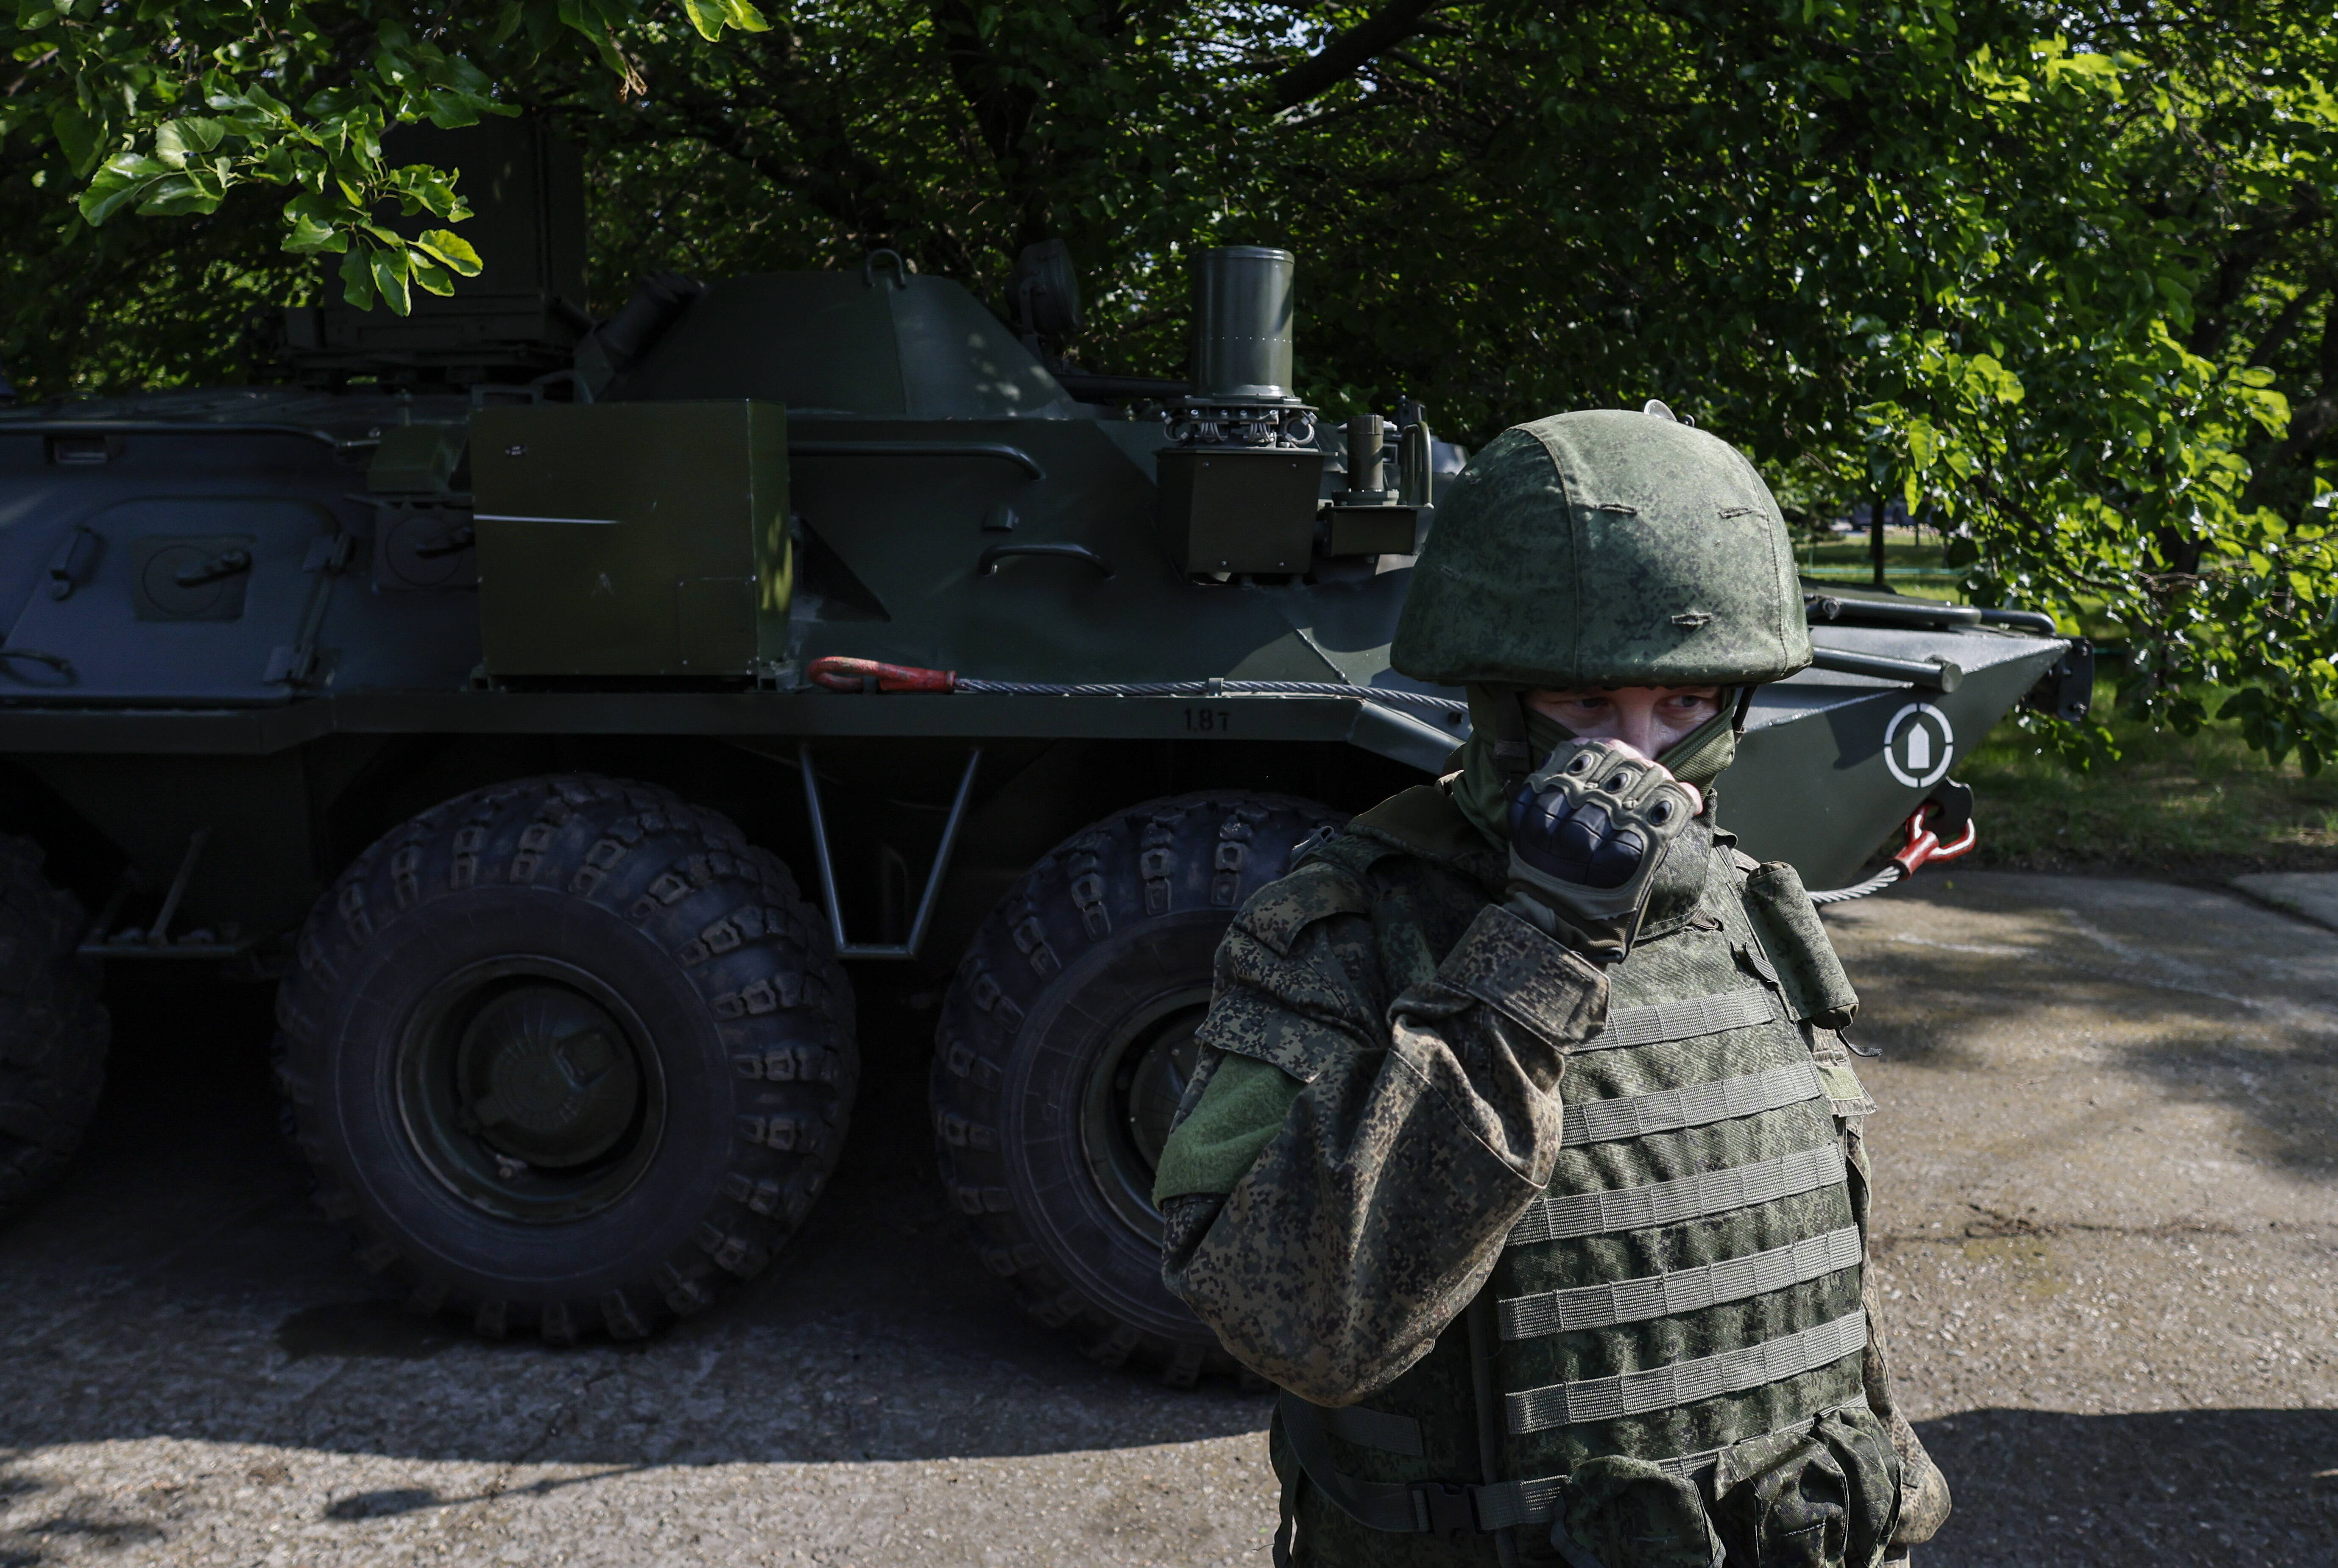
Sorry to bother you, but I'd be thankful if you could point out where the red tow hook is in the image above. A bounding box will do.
[1889,800,1978,878]
[806,656,958,693]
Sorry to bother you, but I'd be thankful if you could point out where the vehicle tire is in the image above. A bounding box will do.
[276,774,854,1343]
[932,790,1345,1383]
[0,836,109,1223]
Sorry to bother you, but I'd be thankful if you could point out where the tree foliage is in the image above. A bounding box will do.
[8,2,2338,766]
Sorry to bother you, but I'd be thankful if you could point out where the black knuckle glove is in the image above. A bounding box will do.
[1505,738,1697,964]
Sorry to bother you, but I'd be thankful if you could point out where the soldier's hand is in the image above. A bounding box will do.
[1505,738,1699,965]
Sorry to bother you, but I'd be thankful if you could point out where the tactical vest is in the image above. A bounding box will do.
[1273,819,1900,1568]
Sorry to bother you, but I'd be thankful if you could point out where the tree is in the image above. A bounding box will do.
[8,2,2338,766]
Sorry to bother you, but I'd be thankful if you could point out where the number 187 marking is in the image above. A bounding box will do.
[1182,707,1233,732]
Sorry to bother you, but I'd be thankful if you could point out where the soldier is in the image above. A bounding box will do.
[1155,407,1950,1567]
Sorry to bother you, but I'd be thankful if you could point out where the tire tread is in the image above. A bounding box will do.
[275,772,853,1344]
[931,790,1342,1379]
[0,835,110,1222]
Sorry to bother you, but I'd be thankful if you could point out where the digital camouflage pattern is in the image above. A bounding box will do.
[1160,795,1610,1405]
[1159,784,1948,1566]
[1390,410,1813,691]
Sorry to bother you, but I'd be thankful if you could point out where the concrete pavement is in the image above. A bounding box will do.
[1823,873,2336,1566]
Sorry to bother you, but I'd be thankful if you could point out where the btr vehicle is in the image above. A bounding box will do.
[0,120,2085,1377]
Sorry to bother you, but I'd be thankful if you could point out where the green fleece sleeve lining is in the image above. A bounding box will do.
[1151,1053,1305,1204]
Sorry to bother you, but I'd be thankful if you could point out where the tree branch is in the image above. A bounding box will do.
[1267,0,1445,111]
[2246,279,2327,369]
[622,30,955,271]
[924,0,1052,248]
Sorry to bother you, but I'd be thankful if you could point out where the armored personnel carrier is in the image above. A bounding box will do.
[0,121,2084,1373]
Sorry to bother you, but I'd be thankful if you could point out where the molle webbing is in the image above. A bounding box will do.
[1573,987,1778,1054]
[1561,1060,1822,1147]
[1279,1391,1724,1536]
[1278,1394,1874,1535]
[1508,1141,1847,1248]
[1474,1449,1721,1532]
[1505,1309,1869,1434]
[1497,1225,1863,1340]
[1470,1397,1872,1532]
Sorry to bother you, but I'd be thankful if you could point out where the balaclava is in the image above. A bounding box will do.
[1451,685,1745,847]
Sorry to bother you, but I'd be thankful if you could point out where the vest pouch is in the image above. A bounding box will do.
[1712,1406,1902,1568]
[1741,861,1859,1029]
[1548,1456,1725,1568]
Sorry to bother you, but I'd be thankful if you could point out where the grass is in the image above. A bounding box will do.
[1961,700,2338,876]
[1798,531,1963,584]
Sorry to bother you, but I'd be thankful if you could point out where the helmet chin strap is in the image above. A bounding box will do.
[1492,687,1536,793]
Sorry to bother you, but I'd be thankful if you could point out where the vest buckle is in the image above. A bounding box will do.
[1412,1481,1479,1542]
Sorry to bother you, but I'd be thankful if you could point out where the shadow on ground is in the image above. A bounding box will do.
[1915,1406,2338,1568]
[1830,875,2338,1182]
[0,966,1267,1468]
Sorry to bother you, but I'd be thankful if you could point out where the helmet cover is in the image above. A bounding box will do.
[1392,408,1812,689]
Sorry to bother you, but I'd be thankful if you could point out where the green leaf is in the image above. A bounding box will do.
[339,248,374,309]
[76,153,168,226]
[134,171,224,216]
[680,0,767,38]
[372,245,412,316]
[285,189,352,224]
[152,115,224,169]
[423,87,483,130]
[589,29,631,81]
[414,228,482,276]
[282,211,347,253]
[51,103,101,178]
[410,256,455,297]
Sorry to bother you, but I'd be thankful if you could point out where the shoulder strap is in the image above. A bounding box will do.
[1345,785,1506,887]
[1236,857,1375,959]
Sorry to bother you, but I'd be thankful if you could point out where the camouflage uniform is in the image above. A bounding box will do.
[1155,410,1949,1568]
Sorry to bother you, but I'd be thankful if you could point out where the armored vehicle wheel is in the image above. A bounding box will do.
[0,837,109,1223]
[276,775,854,1343]
[933,791,1344,1382]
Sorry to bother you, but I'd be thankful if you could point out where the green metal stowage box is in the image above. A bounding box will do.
[1155,446,1322,574]
[471,401,791,677]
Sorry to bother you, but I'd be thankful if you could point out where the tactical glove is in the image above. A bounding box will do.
[1506,738,1699,965]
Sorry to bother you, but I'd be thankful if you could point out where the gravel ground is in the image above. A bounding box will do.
[1,871,2332,1567]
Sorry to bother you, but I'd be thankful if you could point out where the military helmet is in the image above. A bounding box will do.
[1391,407,1812,689]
